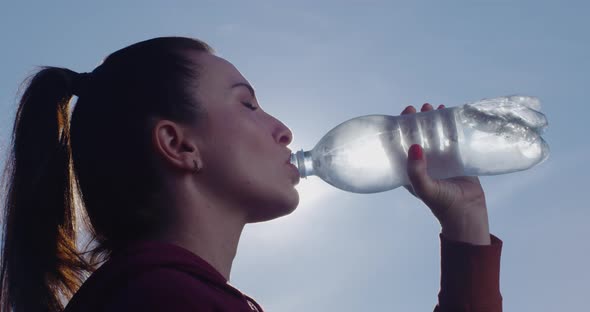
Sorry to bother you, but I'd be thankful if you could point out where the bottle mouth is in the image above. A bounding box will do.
[290,152,298,167]
[291,150,313,178]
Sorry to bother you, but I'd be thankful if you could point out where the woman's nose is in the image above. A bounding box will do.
[273,118,293,146]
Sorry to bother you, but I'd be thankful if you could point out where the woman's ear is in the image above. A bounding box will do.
[152,120,202,173]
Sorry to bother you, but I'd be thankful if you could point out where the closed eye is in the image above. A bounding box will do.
[242,102,258,111]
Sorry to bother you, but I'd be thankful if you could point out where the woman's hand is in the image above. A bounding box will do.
[403,103,491,245]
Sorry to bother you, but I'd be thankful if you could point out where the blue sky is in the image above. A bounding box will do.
[1,1,588,311]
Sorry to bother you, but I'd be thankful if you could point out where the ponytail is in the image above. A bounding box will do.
[1,67,91,312]
[2,36,214,311]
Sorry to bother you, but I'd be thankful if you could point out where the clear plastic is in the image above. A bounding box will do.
[291,95,549,193]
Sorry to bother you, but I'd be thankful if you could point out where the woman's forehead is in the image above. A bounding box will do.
[198,53,248,86]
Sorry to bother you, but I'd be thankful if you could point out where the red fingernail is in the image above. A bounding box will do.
[409,144,423,160]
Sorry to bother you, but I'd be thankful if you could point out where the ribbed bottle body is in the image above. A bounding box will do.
[309,108,464,193]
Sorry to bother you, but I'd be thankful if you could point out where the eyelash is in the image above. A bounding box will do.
[242,102,258,111]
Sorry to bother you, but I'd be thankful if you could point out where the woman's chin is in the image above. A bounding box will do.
[247,191,299,223]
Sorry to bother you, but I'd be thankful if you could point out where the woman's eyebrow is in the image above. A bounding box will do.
[231,82,256,98]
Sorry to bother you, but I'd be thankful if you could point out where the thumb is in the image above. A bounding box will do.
[406,144,438,200]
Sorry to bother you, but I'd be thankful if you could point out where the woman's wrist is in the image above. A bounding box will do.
[440,207,491,245]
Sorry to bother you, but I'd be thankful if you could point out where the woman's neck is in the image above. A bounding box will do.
[160,194,247,281]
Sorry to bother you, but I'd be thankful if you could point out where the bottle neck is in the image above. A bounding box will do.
[291,150,314,178]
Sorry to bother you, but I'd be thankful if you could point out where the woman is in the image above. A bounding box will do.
[0,37,502,312]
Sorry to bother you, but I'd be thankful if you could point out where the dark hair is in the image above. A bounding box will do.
[0,37,213,312]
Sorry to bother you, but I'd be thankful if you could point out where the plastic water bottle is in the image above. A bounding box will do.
[290,95,550,193]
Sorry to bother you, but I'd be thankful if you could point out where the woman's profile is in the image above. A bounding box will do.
[0,37,502,312]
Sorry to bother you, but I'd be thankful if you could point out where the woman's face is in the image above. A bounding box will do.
[189,53,300,222]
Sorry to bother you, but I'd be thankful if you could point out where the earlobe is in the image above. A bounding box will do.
[193,159,202,174]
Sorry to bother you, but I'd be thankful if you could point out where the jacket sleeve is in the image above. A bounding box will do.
[433,234,503,312]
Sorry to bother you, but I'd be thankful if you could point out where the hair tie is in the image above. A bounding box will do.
[72,72,92,97]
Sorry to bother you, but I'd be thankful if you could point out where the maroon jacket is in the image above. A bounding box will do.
[64,241,264,312]
[64,235,502,312]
